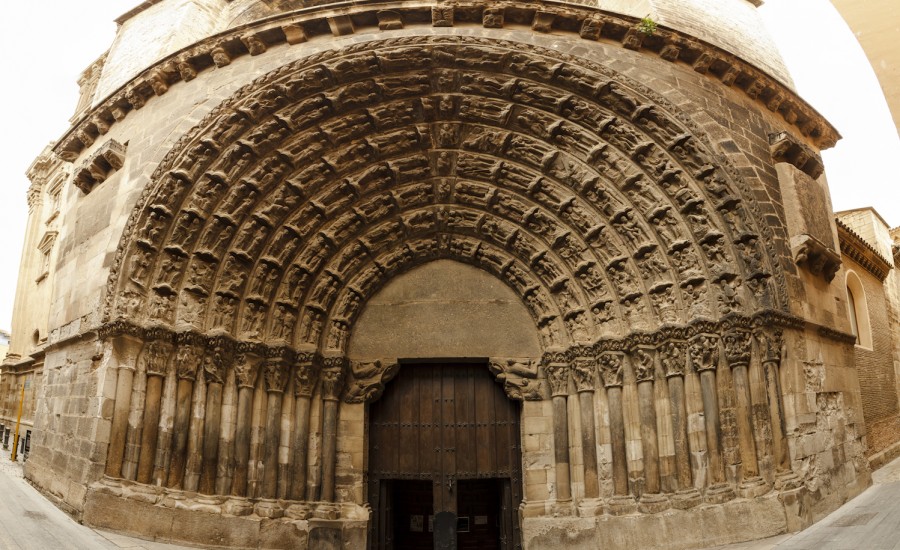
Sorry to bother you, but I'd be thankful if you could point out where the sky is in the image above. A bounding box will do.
[0,0,898,333]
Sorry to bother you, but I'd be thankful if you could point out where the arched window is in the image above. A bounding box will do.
[845,270,872,349]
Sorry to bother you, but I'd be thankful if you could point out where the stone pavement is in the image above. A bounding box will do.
[0,446,898,549]
[0,450,189,550]
[708,455,900,550]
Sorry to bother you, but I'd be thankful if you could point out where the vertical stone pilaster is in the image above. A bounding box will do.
[724,329,767,497]
[291,353,321,501]
[319,356,347,504]
[137,337,172,484]
[632,346,667,512]
[229,347,262,501]
[105,334,144,479]
[261,348,292,501]
[167,336,203,489]
[599,351,634,514]
[690,334,734,503]
[199,338,231,495]
[755,328,798,488]
[659,340,701,508]
[572,355,600,514]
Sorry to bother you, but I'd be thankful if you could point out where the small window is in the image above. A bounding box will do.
[845,270,872,349]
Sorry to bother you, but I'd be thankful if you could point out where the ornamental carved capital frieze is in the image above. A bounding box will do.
[264,346,295,393]
[488,358,544,401]
[343,359,400,404]
[143,338,174,377]
[542,349,571,397]
[754,328,784,367]
[174,333,205,380]
[234,342,266,388]
[203,336,233,385]
[658,340,687,378]
[689,334,720,373]
[631,346,656,383]
[571,357,598,392]
[723,329,752,369]
[321,356,348,401]
[294,352,322,399]
[598,351,625,388]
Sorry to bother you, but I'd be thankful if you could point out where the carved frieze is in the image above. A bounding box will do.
[722,329,752,369]
[689,334,720,373]
[598,352,625,388]
[658,340,687,378]
[321,357,348,401]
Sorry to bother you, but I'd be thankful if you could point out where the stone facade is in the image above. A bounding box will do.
[3,1,883,548]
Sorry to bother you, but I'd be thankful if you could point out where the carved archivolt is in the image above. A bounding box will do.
[106,37,788,358]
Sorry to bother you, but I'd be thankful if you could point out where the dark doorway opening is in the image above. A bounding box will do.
[368,363,522,549]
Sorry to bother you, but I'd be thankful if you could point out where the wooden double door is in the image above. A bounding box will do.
[368,363,522,550]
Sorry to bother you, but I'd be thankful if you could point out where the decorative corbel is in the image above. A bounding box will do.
[488,358,545,401]
[791,234,841,283]
[343,359,400,403]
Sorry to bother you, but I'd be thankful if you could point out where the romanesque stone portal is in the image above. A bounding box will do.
[13,2,871,549]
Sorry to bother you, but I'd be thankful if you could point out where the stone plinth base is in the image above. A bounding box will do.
[522,494,787,550]
[83,487,367,550]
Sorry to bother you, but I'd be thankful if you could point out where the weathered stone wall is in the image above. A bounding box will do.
[13,3,867,549]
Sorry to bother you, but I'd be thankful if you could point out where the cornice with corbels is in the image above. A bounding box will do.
[53,1,838,163]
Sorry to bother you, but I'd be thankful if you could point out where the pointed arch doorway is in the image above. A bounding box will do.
[367,362,522,550]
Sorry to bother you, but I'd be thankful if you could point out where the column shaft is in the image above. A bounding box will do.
[106,366,134,478]
[291,396,313,500]
[262,392,283,498]
[320,398,339,502]
[667,376,692,490]
[699,370,725,484]
[551,395,571,502]
[637,381,660,494]
[607,387,628,496]
[166,378,194,489]
[199,382,223,494]
[137,374,163,484]
[578,391,599,499]
[231,386,254,496]
[732,364,759,478]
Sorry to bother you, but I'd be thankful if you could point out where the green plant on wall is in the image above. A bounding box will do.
[637,15,657,36]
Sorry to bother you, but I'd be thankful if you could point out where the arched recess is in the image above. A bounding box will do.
[93,35,798,525]
[845,269,871,349]
[348,259,543,359]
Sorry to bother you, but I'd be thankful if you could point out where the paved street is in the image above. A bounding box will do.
[0,448,898,549]
[708,455,900,550]
[0,451,188,550]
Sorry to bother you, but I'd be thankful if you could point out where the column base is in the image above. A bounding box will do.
[550,498,574,517]
[222,497,255,516]
[313,502,342,520]
[520,499,548,518]
[704,482,735,504]
[255,498,284,518]
[576,498,605,517]
[670,488,702,510]
[775,470,803,491]
[607,495,638,515]
[638,493,669,513]
[285,502,313,519]
[738,476,770,498]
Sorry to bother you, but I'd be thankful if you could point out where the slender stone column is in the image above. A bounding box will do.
[152,354,178,486]
[199,338,231,494]
[724,329,767,497]
[599,351,634,513]
[167,336,204,489]
[230,349,263,498]
[755,329,796,486]
[261,349,292,499]
[122,342,150,481]
[319,357,347,503]
[544,354,572,513]
[633,347,668,512]
[290,353,321,501]
[689,334,733,503]
[659,340,700,508]
[278,376,295,500]
[216,365,238,495]
[184,359,207,492]
[105,335,144,478]
[572,358,599,504]
[137,338,173,484]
